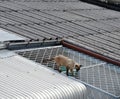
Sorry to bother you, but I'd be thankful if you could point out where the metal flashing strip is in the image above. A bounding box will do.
[7,40,61,50]
[81,62,106,69]
[16,45,62,52]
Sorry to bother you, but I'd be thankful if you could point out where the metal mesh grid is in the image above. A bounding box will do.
[16,46,120,98]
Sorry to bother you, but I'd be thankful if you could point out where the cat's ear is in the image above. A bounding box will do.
[80,65,83,67]
[75,64,83,71]
[75,64,80,71]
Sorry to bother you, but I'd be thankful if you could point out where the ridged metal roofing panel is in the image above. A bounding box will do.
[0,50,86,99]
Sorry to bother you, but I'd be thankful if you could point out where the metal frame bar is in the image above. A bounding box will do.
[7,40,61,50]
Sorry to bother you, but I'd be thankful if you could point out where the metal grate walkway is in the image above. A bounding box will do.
[16,46,120,99]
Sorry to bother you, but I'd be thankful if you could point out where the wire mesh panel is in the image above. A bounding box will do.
[16,46,120,99]
[80,63,120,98]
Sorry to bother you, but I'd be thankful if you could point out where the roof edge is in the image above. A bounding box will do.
[7,40,61,50]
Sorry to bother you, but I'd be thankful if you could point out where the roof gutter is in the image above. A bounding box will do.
[61,40,120,66]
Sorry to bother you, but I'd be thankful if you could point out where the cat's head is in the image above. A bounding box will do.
[75,63,83,72]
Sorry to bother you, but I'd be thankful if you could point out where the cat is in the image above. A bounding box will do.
[43,55,82,76]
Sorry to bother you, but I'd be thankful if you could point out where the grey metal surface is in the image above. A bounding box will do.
[0,50,87,99]
[0,28,27,42]
[0,1,120,61]
[0,50,15,58]
[16,46,120,99]
[0,0,120,99]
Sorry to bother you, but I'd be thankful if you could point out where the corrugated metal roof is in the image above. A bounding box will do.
[0,1,120,98]
[0,1,120,61]
[0,50,86,99]
[0,28,27,42]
